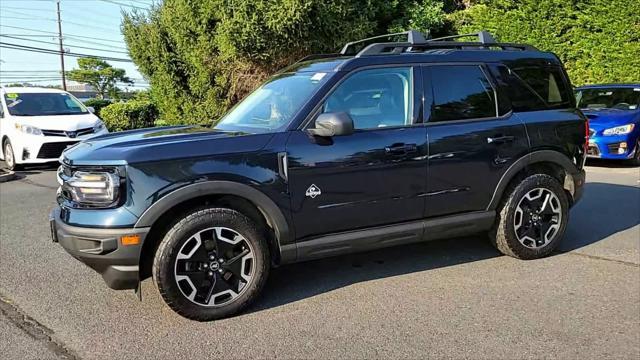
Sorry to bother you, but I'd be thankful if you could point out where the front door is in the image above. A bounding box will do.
[286,66,427,240]
[423,64,529,217]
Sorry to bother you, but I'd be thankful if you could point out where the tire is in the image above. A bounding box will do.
[153,207,270,321]
[2,140,21,171]
[628,140,640,166]
[490,174,569,260]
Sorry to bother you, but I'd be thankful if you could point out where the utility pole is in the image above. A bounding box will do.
[56,0,67,90]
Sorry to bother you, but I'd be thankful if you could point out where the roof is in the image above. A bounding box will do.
[290,49,560,74]
[575,83,640,89]
[1,87,68,94]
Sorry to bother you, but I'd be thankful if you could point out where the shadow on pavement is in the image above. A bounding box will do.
[253,182,639,312]
[562,182,640,251]
[586,158,639,168]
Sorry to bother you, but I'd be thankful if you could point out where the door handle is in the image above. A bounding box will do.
[385,143,417,155]
[487,135,515,144]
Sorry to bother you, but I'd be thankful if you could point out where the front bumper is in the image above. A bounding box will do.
[12,129,108,164]
[50,207,149,290]
[587,133,639,160]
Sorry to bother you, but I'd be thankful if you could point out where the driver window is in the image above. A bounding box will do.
[322,67,413,130]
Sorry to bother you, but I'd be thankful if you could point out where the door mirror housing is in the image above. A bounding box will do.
[87,106,95,114]
[308,112,354,137]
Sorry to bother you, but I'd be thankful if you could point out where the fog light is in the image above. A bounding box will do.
[22,148,30,160]
[618,142,627,154]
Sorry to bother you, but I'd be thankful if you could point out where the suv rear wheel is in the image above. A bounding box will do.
[153,207,269,321]
[490,174,569,259]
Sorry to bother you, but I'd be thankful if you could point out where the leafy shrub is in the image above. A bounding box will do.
[83,98,112,117]
[450,0,640,85]
[100,101,158,132]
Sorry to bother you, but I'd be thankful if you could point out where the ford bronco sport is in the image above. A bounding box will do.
[50,31,587,321]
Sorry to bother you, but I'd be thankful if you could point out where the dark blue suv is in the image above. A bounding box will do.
[50,31,587,320]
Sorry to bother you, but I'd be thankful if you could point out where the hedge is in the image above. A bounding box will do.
[100,100,158,132]
[83,98,112,117]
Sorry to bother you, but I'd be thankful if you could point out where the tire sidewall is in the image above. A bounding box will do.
[502,174,569,259]
[4,140,16,171]
[153,208,269,320]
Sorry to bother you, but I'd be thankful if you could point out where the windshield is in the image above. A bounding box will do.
[215,72,331,133]
[575,87,640,110]
[3,92,89,116]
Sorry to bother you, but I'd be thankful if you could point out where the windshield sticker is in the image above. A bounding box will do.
[6,99,21,108]
[5,93,19,99]
[634,88,640,92]
[311,72,327,82]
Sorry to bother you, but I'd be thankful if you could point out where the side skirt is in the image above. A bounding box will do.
[292,211,495,263]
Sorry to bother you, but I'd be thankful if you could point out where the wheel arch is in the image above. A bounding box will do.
[487,150,581,210]
[136,181,294,280]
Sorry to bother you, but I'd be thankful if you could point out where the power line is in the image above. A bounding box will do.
[1,35,130,54]
[0,25,125,44]
[99,0,149,10]
[1,42,134,62]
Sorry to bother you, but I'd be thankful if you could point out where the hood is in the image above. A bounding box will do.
[62,125,274,165]
[581,108,640,130]
[15,113,101,131]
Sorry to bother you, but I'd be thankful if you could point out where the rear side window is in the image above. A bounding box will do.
[499,65,571,111]
[428,65,497,122]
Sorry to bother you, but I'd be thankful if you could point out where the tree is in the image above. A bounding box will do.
[122,0,448,125]
[66,57,133,99]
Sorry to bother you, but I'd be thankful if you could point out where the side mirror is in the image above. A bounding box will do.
[307,112,354,137]
[87,106,95,114]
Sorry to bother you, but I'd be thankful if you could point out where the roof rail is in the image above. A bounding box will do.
[339,30,429,56]
[345,30,537,57]
[429,31,497,44]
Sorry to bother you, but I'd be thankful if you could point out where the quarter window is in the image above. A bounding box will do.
[429,65,497,122]
[322,67,413,130]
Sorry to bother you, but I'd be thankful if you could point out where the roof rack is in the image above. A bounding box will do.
[341,30,537,57]
[339,30,429,56]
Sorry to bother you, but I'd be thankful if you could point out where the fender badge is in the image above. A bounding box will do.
[305,184,322,198]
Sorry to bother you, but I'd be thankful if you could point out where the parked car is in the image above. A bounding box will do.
[575,84,640,165]
[50,31,587,321]
[0,87,108,170]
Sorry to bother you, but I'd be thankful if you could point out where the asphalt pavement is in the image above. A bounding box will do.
[0,160,638,359]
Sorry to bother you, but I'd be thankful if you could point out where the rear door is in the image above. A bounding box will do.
[423,64,529,217]
[286,66,428,240]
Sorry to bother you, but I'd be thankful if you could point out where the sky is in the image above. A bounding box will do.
[0,0,154,90]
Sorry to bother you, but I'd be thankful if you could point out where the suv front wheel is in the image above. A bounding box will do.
[490,174,569,259]
[153,207,270,321]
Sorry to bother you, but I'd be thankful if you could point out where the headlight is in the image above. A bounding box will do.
[93,120,105,132]
[15,124,42,135]
[603,124,635,136]
[60,169,120,207]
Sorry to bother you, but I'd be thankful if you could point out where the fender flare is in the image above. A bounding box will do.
[135,181,295,263]
[486,150,579,210]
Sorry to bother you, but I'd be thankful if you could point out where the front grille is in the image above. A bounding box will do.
[42,127,94,138]
[37,141,79,159]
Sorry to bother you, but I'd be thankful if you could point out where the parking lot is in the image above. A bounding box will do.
[0,161,638,359]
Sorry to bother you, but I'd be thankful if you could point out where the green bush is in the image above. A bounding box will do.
[83,98,112,117]
[450,0,640,85]
[100,101,158,132]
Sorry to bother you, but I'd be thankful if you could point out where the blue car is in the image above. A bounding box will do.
[575,84,640,165]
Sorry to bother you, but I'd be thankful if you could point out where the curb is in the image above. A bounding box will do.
[0,170,17,183]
